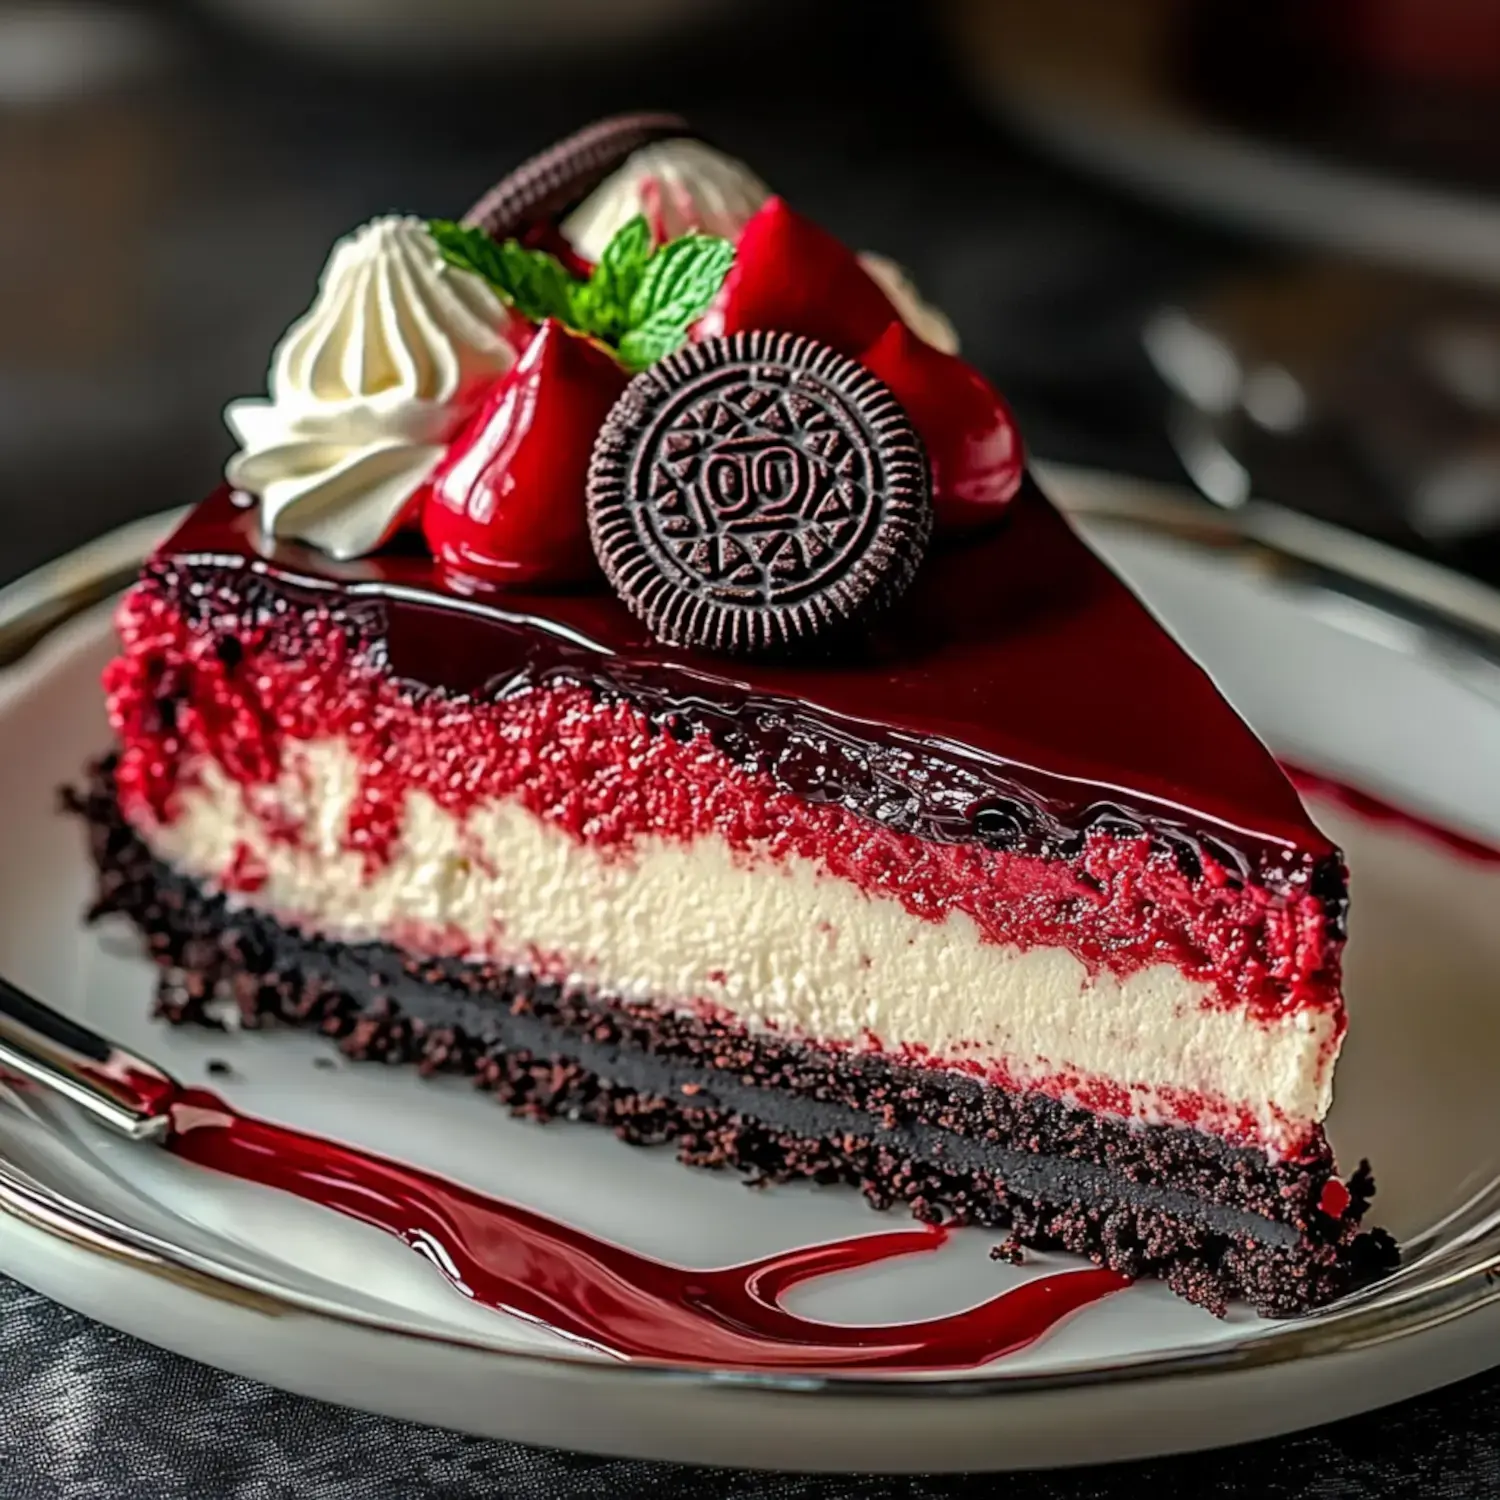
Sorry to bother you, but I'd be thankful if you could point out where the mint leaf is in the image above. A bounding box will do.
[584,215,653,340]
[427,219,510,288]
[618,311,695,372]
[427,219,580,326]
[493,241,583,324]
[426,217,735,373]
[627,234,735,334]
[614,233,733,369]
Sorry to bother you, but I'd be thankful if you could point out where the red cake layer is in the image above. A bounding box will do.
[107,579,1340,1025]
[159,483,1336,876]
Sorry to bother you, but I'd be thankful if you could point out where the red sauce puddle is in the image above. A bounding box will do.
[162,1088,1128,1371]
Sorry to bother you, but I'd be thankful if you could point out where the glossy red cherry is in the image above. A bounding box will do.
[697,196,898,356]
[859,320,1024,535]
[421,319,626,587]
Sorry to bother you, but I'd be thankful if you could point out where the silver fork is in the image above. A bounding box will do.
[0,973,176,1142]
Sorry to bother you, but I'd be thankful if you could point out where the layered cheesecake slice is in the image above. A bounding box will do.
[75,117,1390,1315]
[80,474,1384,1316]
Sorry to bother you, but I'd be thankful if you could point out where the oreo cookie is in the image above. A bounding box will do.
[462,112,694,241]
[587,330,933,656]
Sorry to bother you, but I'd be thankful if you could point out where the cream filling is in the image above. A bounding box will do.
[139,741,1337,1157]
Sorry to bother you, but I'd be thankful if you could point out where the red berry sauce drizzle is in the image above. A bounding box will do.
[156,1086,1127,1372]
[1286,765,1500,869]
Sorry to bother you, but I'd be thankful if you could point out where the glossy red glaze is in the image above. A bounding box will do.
[162,1086,1128,1370]
[106,582,1339,1028]
[860,320,1024,534]
[153,480,1331,870]
[421,320,626,588]
[697,197,898,356]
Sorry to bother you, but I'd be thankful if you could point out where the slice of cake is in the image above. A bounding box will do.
[75,117,1391,1316]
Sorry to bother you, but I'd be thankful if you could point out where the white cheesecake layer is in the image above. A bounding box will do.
[138,739,1339,1158]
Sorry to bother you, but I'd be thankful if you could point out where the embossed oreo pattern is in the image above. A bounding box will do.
[588,331,932,654]
[461,112,693,241]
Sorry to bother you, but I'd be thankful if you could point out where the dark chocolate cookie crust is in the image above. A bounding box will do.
[69,760,1394,1318]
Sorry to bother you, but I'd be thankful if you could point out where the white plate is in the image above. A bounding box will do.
[943,0,1500,289]
[0,468,1499,1473]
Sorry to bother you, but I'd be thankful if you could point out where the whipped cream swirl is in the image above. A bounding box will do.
[225,216,518,560]
[563,137,771,260]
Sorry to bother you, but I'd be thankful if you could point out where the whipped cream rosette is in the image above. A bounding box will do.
[562,136,771,259]
[225,216,518,560]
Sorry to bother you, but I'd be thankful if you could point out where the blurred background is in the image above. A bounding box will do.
[6,0,1500,587]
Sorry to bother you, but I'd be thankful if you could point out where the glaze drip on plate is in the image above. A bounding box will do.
[165,1085,1129,1371]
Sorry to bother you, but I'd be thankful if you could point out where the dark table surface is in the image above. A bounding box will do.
[2,2,1499,1495]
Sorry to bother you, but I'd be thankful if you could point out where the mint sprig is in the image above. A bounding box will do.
[586,214,653,341]
[628,233,735,326]
[427,215,733,373]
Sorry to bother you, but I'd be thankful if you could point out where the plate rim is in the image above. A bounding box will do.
[4,465,1500,1404]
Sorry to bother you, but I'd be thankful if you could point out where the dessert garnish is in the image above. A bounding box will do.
[223,216,519,560]
[461,111,692,242]
[220,120,964,592]
[220,118,1014,640]
[420,319,627,587]
[860,319,1024,533]
[695,196,903,356]
[562,134,770,261]
[427,214,734,374]
[586,329,932,654]
[558,136,957,354]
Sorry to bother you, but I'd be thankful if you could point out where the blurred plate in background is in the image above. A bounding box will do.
[942,0,1500,287]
